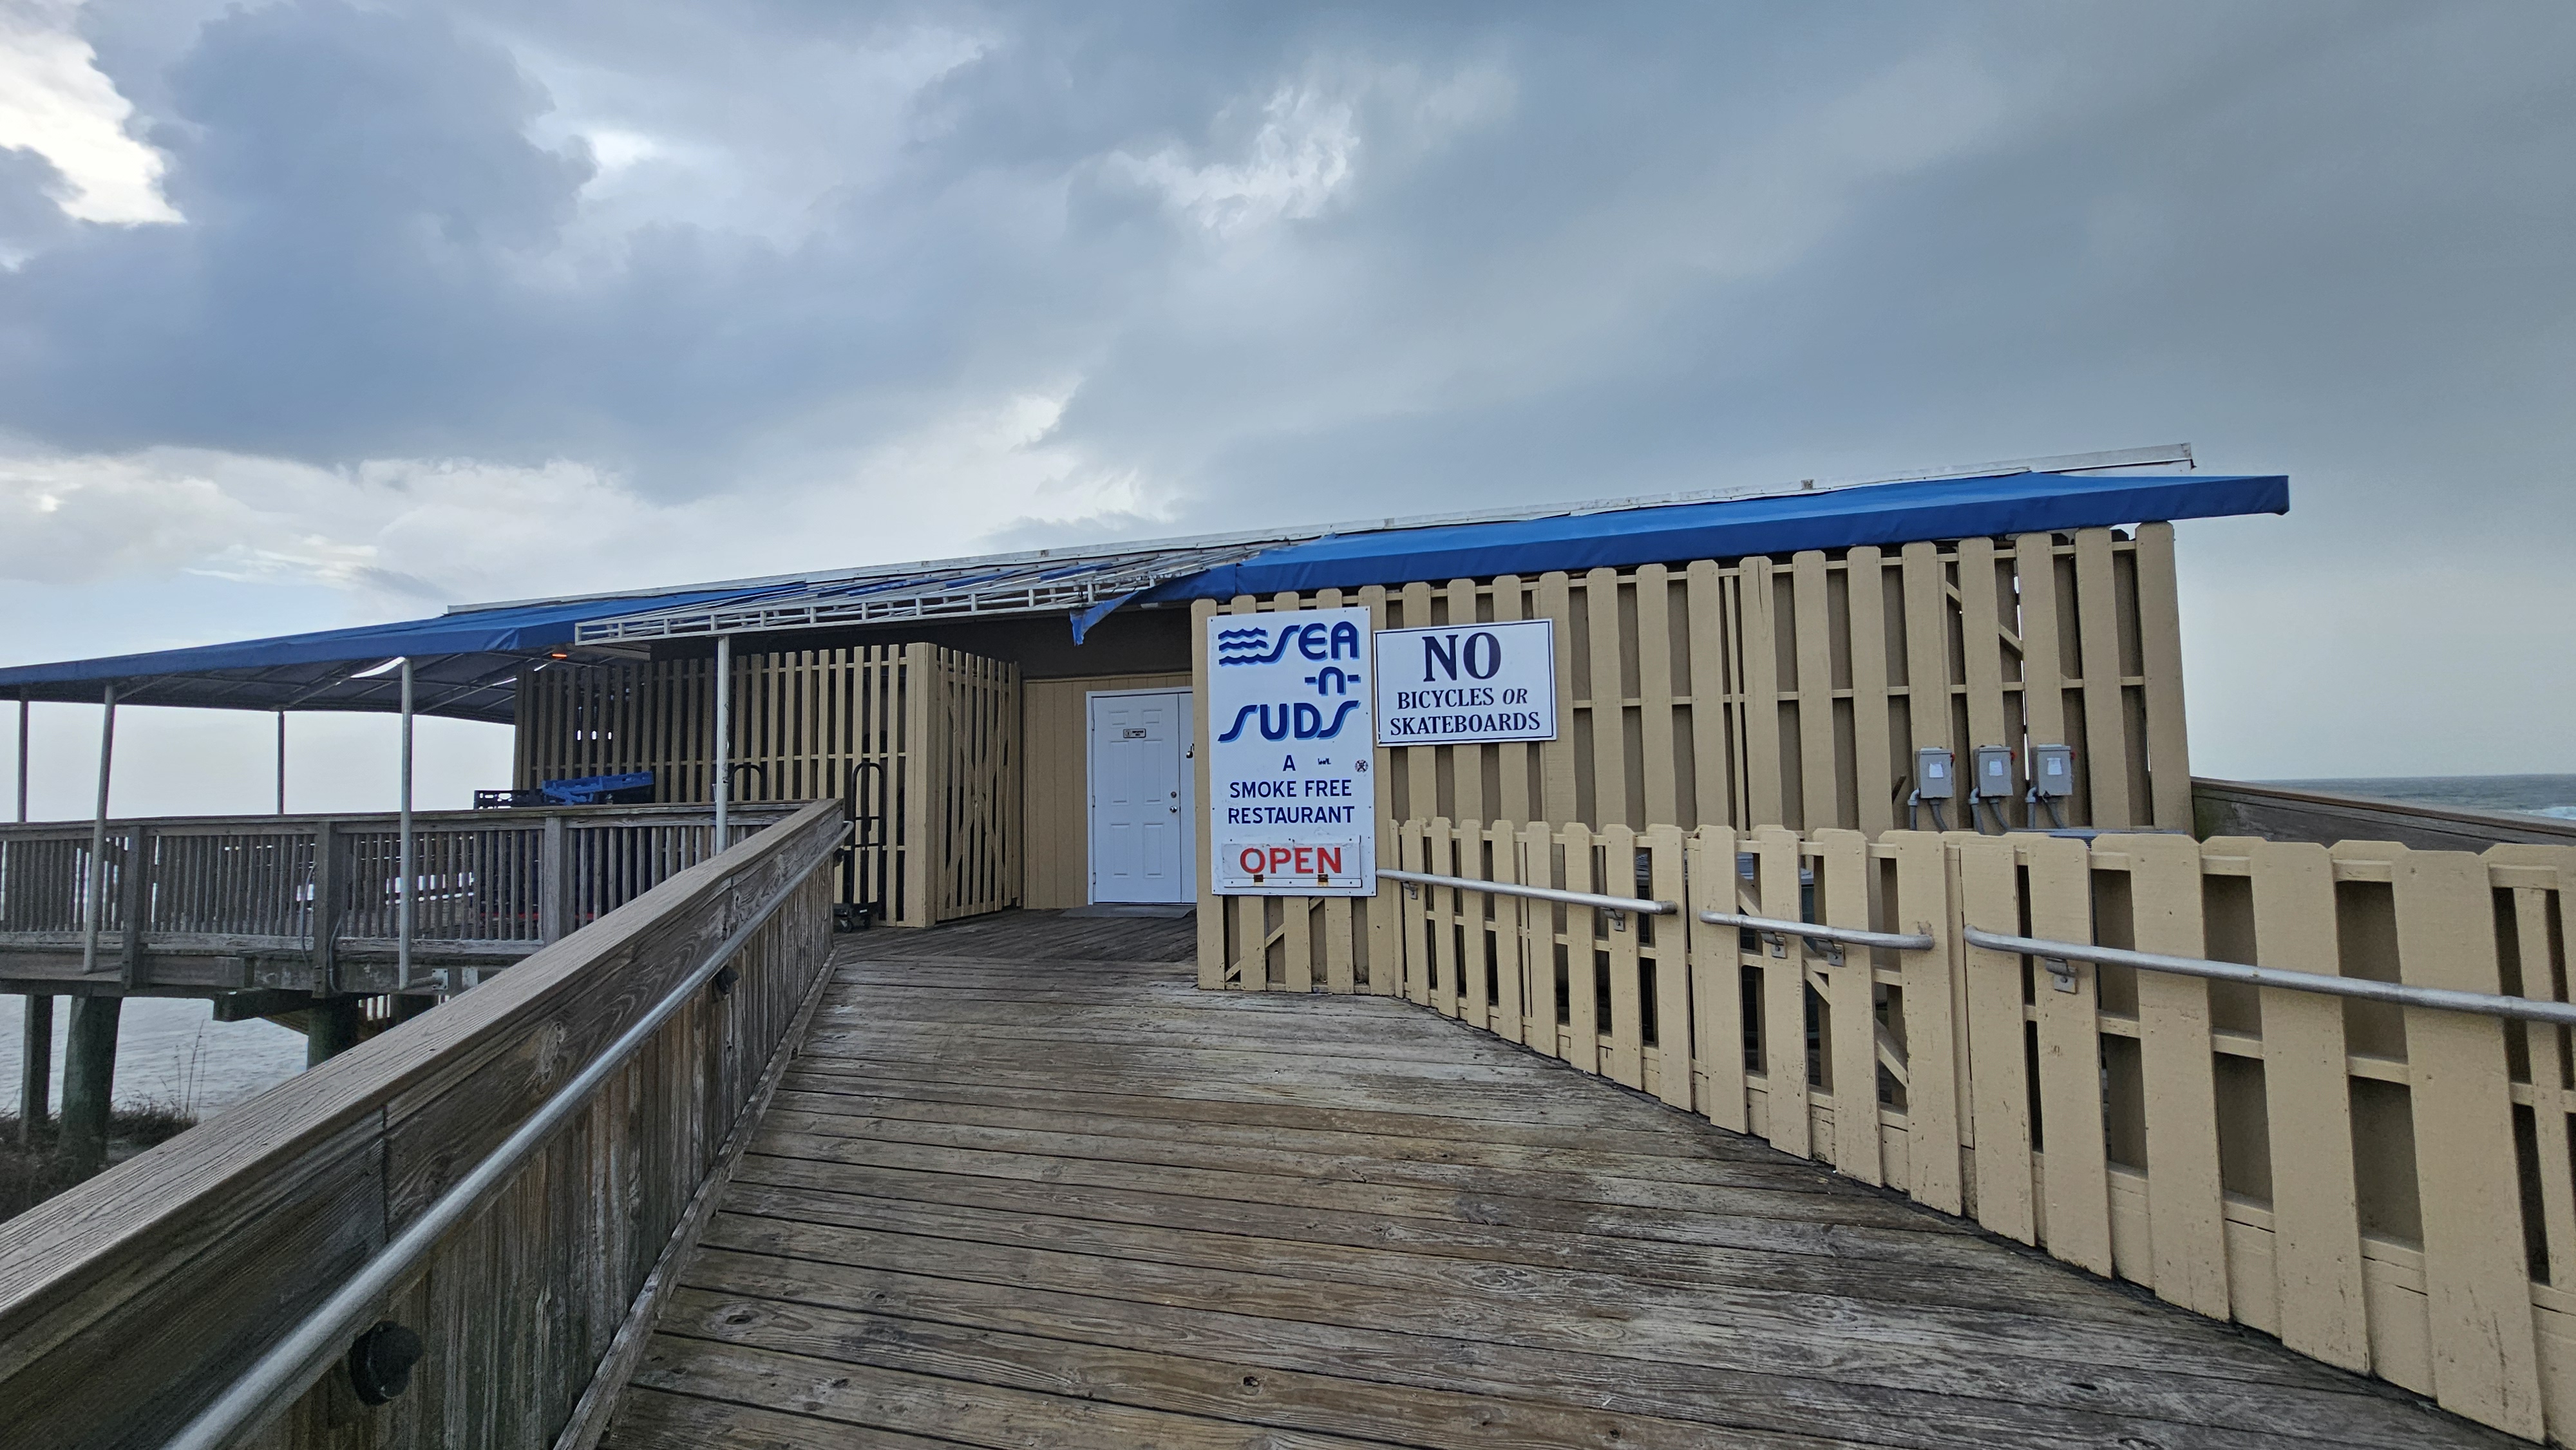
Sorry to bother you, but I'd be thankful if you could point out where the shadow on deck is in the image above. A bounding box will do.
[602,909,2510,1449]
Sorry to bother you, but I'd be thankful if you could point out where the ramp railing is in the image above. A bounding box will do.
[0,798,846,1449]
[1244,816,2576,1444]
[0,801,800,993]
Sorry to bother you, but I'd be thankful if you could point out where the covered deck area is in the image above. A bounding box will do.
[600,910,2505,1450]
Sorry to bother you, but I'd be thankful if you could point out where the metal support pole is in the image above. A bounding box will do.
[17,994,50,1143]
[398,659,415,991]
[276,710,287,814]
[713,634,732,849]
[80,685,116,977]
[14,687,26,822]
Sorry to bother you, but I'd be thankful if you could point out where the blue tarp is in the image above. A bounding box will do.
[1135,471,2287,604]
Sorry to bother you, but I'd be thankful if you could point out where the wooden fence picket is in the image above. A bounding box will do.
[1750,826,1809,1157]
[2125,831,2231,1318]
[1600,824,1647,1089]
[1645,824,1692,1111]
[1561,824,1602,1075]
[1685,825,1748,1132]
[1956,831,2035,1243]
[1887,830,1962,1214]
[2026,832,2112,1276]
[1814,829,1881,1185]
[2240,836,2369,1372]
[2392,845,2546,1436]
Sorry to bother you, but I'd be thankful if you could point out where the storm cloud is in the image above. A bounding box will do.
[0,0,2571,785]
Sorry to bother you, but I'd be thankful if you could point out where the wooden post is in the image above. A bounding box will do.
[80,684,115,977]
[59,993,119,1176]
[900,642,936,928]
[16,994,49,1144]
[540,813,570,943]
[118,826,149,988]
[714,634,732,847]
[310,818,341,993]
[306,997,363,1066]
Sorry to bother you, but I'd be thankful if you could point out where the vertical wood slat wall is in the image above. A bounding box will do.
[1372,818,2576,1445]
[1193,523,2192,994]
[515,645,1021,927]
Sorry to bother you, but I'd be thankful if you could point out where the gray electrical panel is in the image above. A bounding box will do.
[2029,743,2074,798]
[1913,747,1955,800]
[1972,744,2015,799]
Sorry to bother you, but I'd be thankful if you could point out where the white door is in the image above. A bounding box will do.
[1088,689,1193,904]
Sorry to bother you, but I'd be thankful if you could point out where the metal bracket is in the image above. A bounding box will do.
[1759,931,1786,959]
[2041,956,2078,993]
[1605,909,1628,932]
[1815,941,1846,968]
[1403,883,1419,900]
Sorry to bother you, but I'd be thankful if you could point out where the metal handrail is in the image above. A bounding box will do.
[1697,910,1935,954]
[1376,868,1672,920]
[1962,925,2576,1026]
[164,822,842,1450]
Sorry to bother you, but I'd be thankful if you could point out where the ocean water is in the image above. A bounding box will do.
[0,995,308,1120]
[2266,773,2576,822]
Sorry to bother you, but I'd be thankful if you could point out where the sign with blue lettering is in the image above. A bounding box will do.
[1372,619,1557,746]
[1207,607,1376,898]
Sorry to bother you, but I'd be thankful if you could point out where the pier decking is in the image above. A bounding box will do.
[600,910,2505,1450]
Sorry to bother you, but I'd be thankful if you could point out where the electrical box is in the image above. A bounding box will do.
[1972,745,2015,799]
[1913,746,1955,800]
[2030,743,2074,798]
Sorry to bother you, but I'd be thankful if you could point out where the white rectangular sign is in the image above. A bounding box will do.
[1374,619,1558,746]
[1207,607,1377,897]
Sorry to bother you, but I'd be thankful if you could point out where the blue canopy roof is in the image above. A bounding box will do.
[0,588,741,721]
[1137,471,2286,603]
[0,465,2286,722]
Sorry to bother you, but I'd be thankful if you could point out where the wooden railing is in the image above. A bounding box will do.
[1254,816,2576,1444]
[0,798,844,1447]
[0,802,801,993]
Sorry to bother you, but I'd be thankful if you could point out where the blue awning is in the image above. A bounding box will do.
[1135,471,2287,603]
[0,465,2286,722]
[0,588,743,722]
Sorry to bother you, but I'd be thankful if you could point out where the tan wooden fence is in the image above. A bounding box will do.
[1231,815,2576,1443]
[1191,524,2192,995]
[517,644,1019,925]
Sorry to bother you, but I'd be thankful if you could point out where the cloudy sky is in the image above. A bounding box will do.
[0,0,2570,815]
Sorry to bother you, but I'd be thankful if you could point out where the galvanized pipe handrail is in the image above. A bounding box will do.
[1697,910,1935,953]
[1376,868,1672,917]
[1962,925,2576,1028]
[162,820,842,1450]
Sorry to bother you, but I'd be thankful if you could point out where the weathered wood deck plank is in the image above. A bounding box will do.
[601,908,2515,1450]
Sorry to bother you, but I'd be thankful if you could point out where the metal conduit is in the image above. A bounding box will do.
[1962,925,2576,1026]
[1696,910,1935,954]
[163,824,841,1450]
[1375,868,1672,918]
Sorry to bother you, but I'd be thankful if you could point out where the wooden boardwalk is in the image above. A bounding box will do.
[601,910,2513,1450]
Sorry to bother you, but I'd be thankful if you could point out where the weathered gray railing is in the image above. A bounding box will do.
[0,797,844,1448]
[0,801,800,994]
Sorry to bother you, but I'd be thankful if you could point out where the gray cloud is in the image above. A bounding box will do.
[0,0,2570,777]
